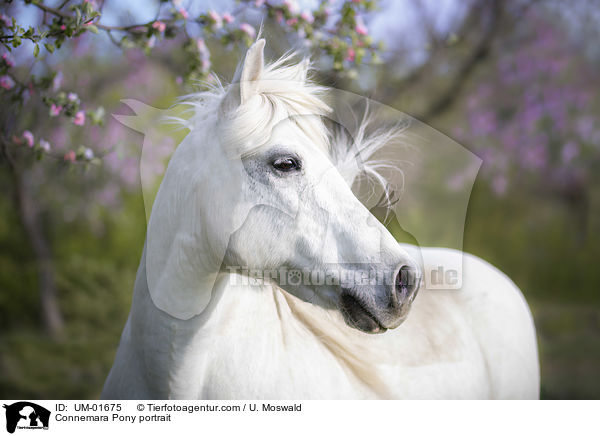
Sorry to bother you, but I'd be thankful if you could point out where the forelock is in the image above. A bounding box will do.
[171,51,406,204]
[219,54,332,157]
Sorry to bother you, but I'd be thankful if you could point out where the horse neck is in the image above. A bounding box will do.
[125,244,234,397]
[126,246,391,398]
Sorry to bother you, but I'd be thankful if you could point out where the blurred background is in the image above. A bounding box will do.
[0,0,598,399]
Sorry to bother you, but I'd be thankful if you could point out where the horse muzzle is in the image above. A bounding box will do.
[339,264,421,334]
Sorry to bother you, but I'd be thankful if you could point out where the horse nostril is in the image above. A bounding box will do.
[393,265,420,306]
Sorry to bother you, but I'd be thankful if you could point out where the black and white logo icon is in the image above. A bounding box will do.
[3,402,50,434]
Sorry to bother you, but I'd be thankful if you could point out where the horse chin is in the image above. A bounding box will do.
[339,292,388,334]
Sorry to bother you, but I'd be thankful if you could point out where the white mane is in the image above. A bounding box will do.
[168,51,406,203]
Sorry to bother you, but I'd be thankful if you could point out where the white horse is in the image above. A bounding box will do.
[102,40,539,399]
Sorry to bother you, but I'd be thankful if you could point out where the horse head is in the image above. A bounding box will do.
[138,40,420,333]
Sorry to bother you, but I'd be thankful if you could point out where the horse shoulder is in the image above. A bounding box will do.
[421,247,540,399]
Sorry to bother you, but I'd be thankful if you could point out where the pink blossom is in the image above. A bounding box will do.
[73,110,86,126]
[152,21,166,33]
[50,104,62,116]
[239,22,256,39]
[83,0,98,9]
[283,0,299,14]
[64,150,76,162]
[0,75,15,90]
[286,18,298,26]
[275,11,284,23]
[254,0,266,6]
[222,12,235,24]
[346,47,355,62]
[67,92,78,101]
[208,10,222,29]
[22,130,34,147]
[60,24,66,31]
[300,11,314,24]
[355,16,368,35]
[178,7,189,20]
[2,52,14,67]
[39,139,51,152]
[0,13,11,27]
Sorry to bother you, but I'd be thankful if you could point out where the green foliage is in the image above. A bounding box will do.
[0,193,145,399]
[463,180,600,304]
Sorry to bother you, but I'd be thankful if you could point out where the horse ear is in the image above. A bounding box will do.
[240,38,265,103]
[220,39,265,113]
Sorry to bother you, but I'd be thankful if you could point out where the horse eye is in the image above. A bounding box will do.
[272,157,300,172]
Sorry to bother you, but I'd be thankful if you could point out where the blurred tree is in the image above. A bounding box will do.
[353,0,599,240]
[0,0,382,338]
[454,7,598,242]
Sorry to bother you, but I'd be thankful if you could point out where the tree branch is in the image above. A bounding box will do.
[1,137,64,339]
[31,1,161,32]
[419,0,504,121]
